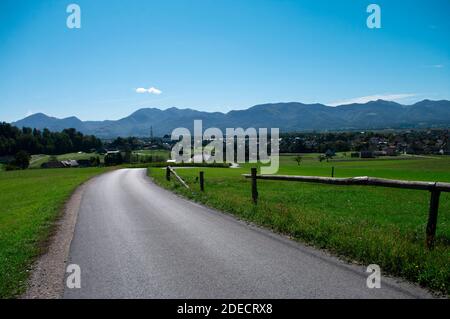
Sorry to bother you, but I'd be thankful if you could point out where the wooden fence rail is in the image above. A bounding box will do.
[244,168,450,250]
[166,166,190,189]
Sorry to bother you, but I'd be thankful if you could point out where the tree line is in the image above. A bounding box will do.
[0,122,102,157]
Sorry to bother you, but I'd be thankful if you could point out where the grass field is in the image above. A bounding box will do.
[29,150,169,168]
[29,152,104,169]
[0,167,107,298]
[149,155,450,295]
[133,149,170,158]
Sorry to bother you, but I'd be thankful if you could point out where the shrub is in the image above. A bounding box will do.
[4,164,19,171]
[11,151,30,170]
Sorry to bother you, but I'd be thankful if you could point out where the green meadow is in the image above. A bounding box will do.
[29,149,169,169]
[149,155,450,295]
[0,167,107,298]
[132,149,171,159]
[29,152,104,168]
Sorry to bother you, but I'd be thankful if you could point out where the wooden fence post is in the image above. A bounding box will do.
[331,166,335,178]
[200,171,204,192]
[426,189,441,250]
[242,173,450,247]
[166,166,170,181]
[251,167,258,204]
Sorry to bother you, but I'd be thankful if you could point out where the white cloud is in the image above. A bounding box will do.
[135,87,162,95]
[148,87,162,94]
[136,88,148,93]
[327,93,418,106]
[431,64,444,68]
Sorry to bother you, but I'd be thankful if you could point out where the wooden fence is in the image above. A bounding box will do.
[244,168,450,250]
[166,166,190,189]
[165,167,206,191]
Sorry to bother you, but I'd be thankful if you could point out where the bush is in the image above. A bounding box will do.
[10,151,30,170]
[104,152,123,166]
[4,164,19,171]
[89,156,101,166]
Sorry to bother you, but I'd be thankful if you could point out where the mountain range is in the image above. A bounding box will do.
[11,99,450,138]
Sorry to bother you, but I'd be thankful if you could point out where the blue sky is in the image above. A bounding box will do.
[0,0,449,122]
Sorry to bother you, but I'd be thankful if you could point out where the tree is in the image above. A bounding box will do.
[124,150,132,163]
[13,151,30,169]
[104,152,123,166]
[294,155,302,166]
[325,149,335,162]
[89,156,101,166]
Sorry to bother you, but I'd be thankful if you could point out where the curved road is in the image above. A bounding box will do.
[64,169,433,298]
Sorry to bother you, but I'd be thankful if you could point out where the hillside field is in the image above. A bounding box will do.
[149,155,450,295]
[29,149,170,168]
[29,152,104,168]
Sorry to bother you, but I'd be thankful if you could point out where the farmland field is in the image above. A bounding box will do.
[132,149,170,162]
[0,167,107,298]
[133,149,170,158]
[29,150,170,168]
[29,152,104,168]
[149,155,450,295]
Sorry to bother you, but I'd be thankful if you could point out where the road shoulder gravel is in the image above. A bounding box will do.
[21,176,99,299]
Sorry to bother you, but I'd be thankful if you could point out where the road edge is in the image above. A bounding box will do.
[21,177,95,299]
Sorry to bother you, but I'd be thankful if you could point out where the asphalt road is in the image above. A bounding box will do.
[64,169,433,298]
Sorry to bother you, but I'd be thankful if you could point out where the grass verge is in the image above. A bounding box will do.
[0,167,107,298]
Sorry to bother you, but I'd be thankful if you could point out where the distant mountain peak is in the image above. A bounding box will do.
[24,112,50,119]
[10,99,450,138]
[63,115,81,120]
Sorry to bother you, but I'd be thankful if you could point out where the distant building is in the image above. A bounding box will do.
[41,161,65,169]
[106,150,121,155]
[77,159,92,167]
[360,151,374,158]
[385,146,397,156]
[441,142,450,155]
[61,160,79,167]
[373,150,387,157]
[162,135,172,143]
[41,160,79,169]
